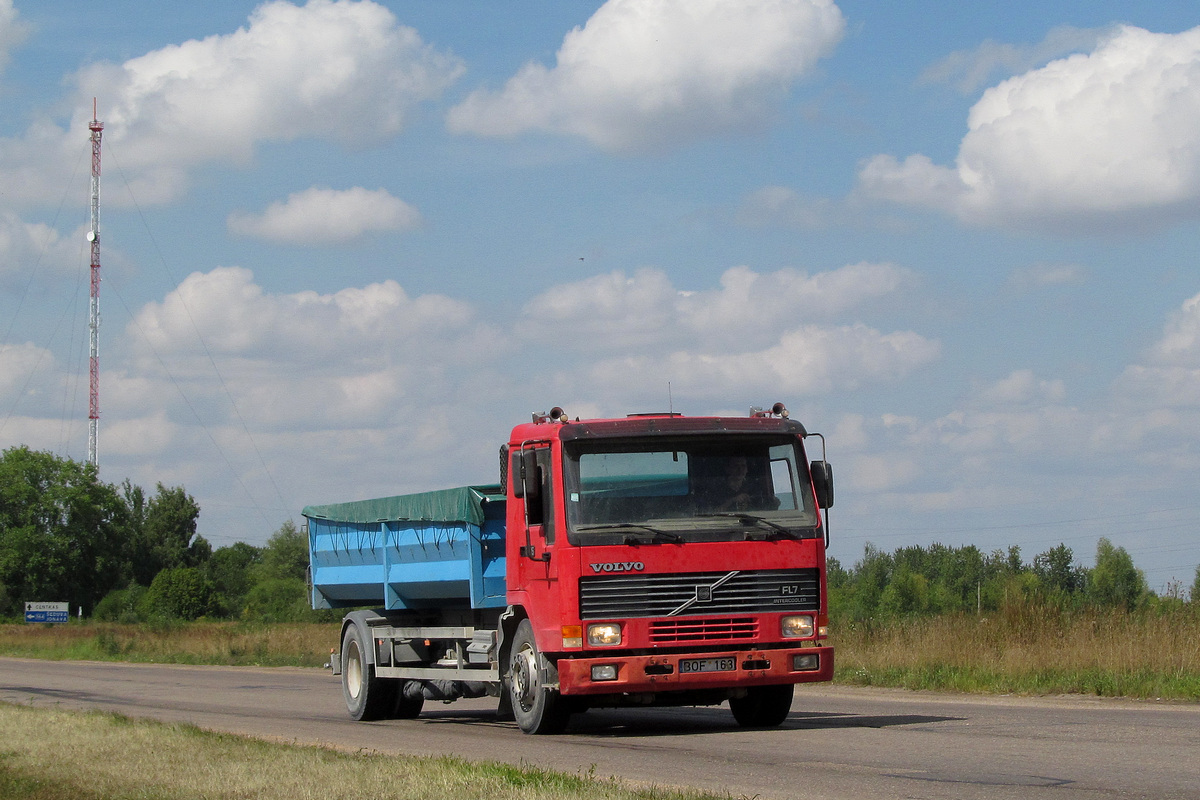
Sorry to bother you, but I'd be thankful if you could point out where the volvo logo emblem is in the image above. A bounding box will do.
[667,570,741,616]
[589,561,645,573]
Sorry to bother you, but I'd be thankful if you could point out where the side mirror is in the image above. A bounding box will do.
[810,461,834,509]
[515,449,541,504]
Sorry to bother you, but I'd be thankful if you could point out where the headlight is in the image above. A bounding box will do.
[781,614,814,638]
[587,622,622,646]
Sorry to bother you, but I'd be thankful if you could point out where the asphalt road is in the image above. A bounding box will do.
[1,657,1196,799]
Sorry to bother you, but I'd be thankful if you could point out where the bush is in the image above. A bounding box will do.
[94,583,149,623]
[242,577,310,622]
[140,567,214,621]
[878,568,930,617]
[1089,538,1147,611]
[206,542,262,617]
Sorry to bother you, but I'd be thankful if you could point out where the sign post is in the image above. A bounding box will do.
[25,602,70,624]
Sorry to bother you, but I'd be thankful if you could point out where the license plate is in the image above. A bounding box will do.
[678,657,736,674]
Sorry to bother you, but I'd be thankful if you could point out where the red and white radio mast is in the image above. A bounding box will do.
[87,100,103,467]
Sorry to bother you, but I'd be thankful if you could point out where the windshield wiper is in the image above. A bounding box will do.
[696,512,797,539]
[574,523,685,545]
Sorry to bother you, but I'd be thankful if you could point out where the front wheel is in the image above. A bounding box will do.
[729,683,794,728]
[506,619,570,734]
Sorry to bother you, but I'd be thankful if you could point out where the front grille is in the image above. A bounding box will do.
[649,617,758,643]
[579,568,819,620]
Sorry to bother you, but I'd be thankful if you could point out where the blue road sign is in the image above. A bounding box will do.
[25,602,69,624]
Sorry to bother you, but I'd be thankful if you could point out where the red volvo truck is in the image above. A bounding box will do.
[305,403,833,734]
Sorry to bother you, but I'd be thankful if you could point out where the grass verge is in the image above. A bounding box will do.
[0,621,337,667]
[832,605,1200,699]
[0,702,725,800]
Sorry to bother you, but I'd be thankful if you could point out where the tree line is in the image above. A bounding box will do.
[4,444,1198,625]
[0,446,322,622]
[829,538,1200,622]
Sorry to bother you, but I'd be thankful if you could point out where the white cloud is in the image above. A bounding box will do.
[0,0,29,76]
[104,411,180,458]
[585,323,939,403]
[847,292,1200,536]
[0,212,82,289]
[1006,262,1087,291]
[1148,292,1200,367]
[519,262,935,407]
[0,341,57,399]
[132,266,479,360]
[1114,291,1200,408]
[975,369,1067,407]
[521,261,915,353]
[886,403,1096,468]
[919,25,1109,94]
[123,266,502,430]
[228,186,422,244]
[521,267,678,351]
[858,25,1200,232]
[0,342,77,452]
[446,0,844,153]
[851,453,920,492]
[736,186,836,229]
[97,261,932,476]
[1,0,463,205]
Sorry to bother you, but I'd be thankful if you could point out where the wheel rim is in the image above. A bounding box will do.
[346,638,363,700]
[511,643,539,712]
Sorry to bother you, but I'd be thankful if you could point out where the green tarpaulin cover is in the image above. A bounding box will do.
[302,485,503,527]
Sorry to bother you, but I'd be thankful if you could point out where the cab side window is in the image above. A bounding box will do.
[511,448,555,544]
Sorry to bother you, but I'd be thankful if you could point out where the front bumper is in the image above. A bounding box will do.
[557,645,834,696]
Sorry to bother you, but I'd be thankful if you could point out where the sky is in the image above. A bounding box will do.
[1,0,1199,593]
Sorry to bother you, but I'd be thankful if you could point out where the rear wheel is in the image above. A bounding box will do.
[506,620,570,734]
[729,683,794,728]
[341,625,396,721]
[393,681,425,719]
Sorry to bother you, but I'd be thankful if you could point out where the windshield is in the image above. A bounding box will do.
[563,435,819,545]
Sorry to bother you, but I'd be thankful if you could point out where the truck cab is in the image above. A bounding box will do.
[502,407,833,732]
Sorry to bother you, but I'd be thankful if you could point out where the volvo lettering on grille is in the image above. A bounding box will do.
[589,561,645,573]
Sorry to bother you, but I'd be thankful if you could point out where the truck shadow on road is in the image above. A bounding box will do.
[785,710,963,730]
[415,707,963,737]
[575,710,964,737]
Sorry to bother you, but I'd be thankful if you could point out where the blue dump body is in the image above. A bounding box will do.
[303,485,507,611]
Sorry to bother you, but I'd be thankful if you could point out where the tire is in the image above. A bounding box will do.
[341,624,397,721]
[506,619,570,734]
[729,683,794,728]
[393,681,425,719]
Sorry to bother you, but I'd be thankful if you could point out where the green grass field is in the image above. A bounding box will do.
[833,604,1200,699]
[0,620,334,666]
